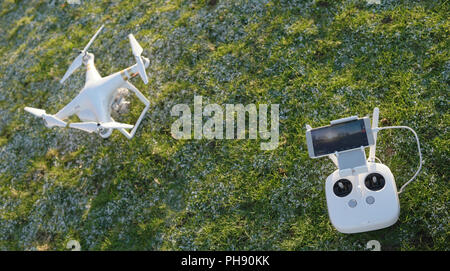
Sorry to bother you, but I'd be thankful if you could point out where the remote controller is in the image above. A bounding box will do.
[325,108,400,233]
[305,107,417,234]
[325,162,400,233]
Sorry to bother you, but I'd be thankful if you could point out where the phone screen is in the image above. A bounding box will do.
[311,119,369,157]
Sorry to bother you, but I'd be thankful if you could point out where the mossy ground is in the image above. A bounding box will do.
[0,0,448,250]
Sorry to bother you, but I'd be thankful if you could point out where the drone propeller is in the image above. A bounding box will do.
[24,107,67,128]
[69,121,133,133]
[60,24,105,84]
[128,34,149,84]
[24,107,46,118]
[100,122,134,129]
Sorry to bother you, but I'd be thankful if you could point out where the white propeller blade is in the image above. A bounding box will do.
[135,56,148,84]
[24,107,46,117]
[128,34,148,84]
[69,121,133,133]
[128,34,143,56]
[25,107,66,127]
[69,122,99,133]
[82,24,104,53]
[60,24,104,84]
[43,115,67,128]
[101,122,134,129]
[60,54,83,84]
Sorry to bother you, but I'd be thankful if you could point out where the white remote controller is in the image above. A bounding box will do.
[325,108,400,233]
[306,107,422,234]
[325,163,400,233]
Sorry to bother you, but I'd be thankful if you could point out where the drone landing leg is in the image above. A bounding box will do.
[119,81,150,139]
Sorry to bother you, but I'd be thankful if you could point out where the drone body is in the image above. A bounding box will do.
[25,25,150,139]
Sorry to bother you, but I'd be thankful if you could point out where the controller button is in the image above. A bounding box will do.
[364,173,386,191]
[348,199,357,208]
[366,196,375,205]
[333,179,352,197]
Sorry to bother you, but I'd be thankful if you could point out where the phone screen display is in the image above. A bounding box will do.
[311,119,369,157]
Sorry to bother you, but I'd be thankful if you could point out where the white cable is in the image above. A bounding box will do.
[374,156,382,163]
[373,126,423,194]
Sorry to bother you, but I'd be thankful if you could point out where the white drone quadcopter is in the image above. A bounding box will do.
[24,25,150,139]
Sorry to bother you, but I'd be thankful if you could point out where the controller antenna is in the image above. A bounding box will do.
[368,107,379,162]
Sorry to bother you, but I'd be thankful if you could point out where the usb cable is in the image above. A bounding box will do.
[372,126,423,194]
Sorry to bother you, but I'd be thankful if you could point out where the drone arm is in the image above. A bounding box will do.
[119,81,150,139]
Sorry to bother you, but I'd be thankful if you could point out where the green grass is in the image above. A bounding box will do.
[0,0,448,250]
